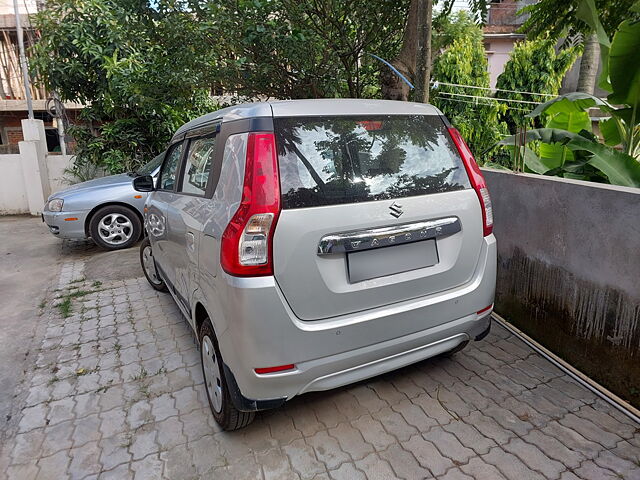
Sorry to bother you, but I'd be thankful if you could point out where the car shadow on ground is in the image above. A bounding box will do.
[60,238,143,283]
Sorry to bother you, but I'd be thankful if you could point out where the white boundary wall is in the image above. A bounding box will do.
[0,119,73,215]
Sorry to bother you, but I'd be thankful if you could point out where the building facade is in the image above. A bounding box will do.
[0,1,82,154]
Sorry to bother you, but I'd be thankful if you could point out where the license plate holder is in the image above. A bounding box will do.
[347,239,439,283]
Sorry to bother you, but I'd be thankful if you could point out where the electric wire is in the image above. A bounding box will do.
[434,95,532,112]
[431,80,557,98]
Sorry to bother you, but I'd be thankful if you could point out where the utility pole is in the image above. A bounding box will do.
[13,0,34,119]
[413,0,433,103]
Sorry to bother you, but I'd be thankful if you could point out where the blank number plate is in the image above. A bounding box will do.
[347,239,439,283]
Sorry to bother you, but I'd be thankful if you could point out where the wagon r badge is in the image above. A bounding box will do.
[389,202,403,218]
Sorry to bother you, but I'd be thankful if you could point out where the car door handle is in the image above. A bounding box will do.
[186,231,196,251]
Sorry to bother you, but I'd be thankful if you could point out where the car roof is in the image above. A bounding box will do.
[172,99,442,141]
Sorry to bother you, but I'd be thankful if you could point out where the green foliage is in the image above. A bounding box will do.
[500,127,640,186]
[538,98,593,164]
[431,27,506,163]
[432,11,483,57]
[495,39,579,132]
[500,0,640,187]
[196,0,408,99]
[520,0,637,40]
[31,0,218,174]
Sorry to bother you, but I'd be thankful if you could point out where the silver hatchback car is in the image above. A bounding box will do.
[134,99,497,430]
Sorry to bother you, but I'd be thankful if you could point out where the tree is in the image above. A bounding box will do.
[380,4,485,101]
[520,0,636,94]
[413,0,434,103]
[380,0,419,101]
[577,33,600,93]
[495,38,579,132]
[431,27,506,160]
[197,0,408,99]
[31,0,218,174]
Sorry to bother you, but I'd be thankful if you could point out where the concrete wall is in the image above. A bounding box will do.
[483,168,640,406]
[0,154,28,214]
[47,154,74,195]
[0,119,74,215]
[0,153,73,214]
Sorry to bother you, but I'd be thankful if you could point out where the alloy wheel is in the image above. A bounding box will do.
[97,213,133,246]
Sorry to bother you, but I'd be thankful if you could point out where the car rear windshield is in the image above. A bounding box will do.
[274,115,470,209]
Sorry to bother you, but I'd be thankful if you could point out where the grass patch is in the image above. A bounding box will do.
[70,277,86,284]
[54,285,104,318]
[92,280,102,288]
[139,383,151,399]
[57,297,73,318]
[66,289,95,299]
[131,367,148,381]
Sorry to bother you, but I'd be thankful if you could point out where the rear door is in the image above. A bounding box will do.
[163,133,218,312]
[272,114,483,321]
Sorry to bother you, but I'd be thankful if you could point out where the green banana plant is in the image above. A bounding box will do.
[497,0,640,187]
[499,128,640,187]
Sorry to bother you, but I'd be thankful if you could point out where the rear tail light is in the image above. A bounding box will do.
[447,127,493,236]
[221,132,280,276]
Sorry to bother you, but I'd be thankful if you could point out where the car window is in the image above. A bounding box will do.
[178,136,217,196]
[158,142,184,191]
[274,115,471,209]
[137,152,165,176]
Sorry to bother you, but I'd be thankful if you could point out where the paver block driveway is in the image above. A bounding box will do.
[2,238,639,479]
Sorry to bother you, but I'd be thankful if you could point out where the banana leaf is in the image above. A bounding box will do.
[527,92,605,119]
[608,19,640,111]
[499,128,640,187]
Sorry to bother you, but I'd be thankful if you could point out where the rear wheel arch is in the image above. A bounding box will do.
[194,302,210,340]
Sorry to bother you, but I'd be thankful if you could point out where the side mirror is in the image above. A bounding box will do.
[133,175,155,192]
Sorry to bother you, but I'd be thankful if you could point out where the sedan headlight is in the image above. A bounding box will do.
[47,198,64,212]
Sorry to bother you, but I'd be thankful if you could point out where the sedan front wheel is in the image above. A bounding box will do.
[89,205,142,250]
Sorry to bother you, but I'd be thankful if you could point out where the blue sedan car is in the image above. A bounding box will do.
[42,154,164,250]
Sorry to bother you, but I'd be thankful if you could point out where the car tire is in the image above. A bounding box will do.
[199,317,255,431]
[139,237,168,292]
[89,205,142,250]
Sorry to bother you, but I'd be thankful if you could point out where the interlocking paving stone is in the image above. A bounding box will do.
[2,254,639,479]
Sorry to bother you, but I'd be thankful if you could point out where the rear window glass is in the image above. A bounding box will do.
[274,115,470,209]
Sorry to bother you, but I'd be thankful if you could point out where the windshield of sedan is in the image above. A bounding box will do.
[135,152,165,176]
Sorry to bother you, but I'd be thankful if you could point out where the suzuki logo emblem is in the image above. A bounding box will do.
[389,202,403,218]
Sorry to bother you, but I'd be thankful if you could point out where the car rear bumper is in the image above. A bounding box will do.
[42,210,89,239]
[215,235,496,407]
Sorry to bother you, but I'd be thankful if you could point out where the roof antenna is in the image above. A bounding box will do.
[367,53,415,90]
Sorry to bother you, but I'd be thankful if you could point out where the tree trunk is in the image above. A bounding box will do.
[577,32,600,94]
[380,0,419,100]
[413,0,433,103]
